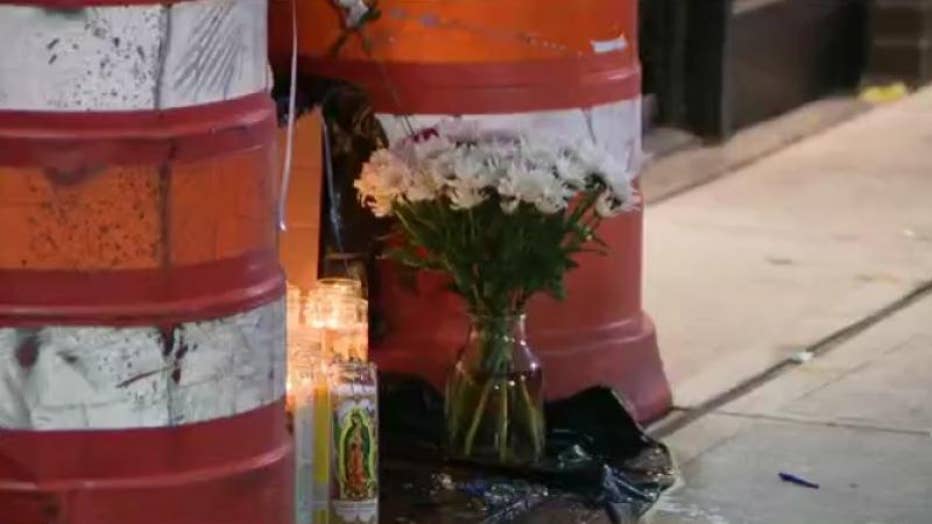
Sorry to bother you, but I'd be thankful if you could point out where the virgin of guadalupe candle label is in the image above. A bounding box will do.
[331,384,378,524]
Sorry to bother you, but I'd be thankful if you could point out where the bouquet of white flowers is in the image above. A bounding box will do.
[356,121,637,316]
[355,120,638,464]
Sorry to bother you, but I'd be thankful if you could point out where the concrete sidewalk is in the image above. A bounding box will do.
[645,86,932,408]
[648,291,932,524]
[642,87,932,523]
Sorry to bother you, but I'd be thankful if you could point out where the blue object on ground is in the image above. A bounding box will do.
[779,472,820,489]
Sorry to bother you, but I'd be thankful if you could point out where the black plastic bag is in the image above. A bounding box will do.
[380,374,677,523]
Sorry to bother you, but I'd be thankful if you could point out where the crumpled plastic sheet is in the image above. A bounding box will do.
[380,374,677,524]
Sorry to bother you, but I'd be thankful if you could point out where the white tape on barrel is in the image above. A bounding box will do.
[375,98,643,175]
[0,299,285,430]
[0,0,268,111]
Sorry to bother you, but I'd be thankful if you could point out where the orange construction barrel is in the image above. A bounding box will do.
[270,0,671,422]
[0,2,292,523]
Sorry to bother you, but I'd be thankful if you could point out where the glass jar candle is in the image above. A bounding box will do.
[310,295,369,362]
[329,361,379,524]
[315,277,363,298]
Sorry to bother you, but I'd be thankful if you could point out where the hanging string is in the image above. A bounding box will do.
[277,0,299,232]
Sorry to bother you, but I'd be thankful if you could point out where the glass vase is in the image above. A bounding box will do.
[445,313,546,466]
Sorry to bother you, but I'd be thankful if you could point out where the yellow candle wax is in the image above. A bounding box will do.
[293,382,314,524]
[312,382,331,524]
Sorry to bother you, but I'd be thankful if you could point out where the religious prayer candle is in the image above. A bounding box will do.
[292,359,333,524]
[287,276,369,524]
[312,379,333,524]
[329,362,379,524]
[292,373,315,524]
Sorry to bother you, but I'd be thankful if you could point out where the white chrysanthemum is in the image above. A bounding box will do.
[554,153,589,188]
[412,135,455,162]
[572,139,639,208]
[354,149,410,217]
[358,122,638,218]
[607,175,636,210]
[594,190,623,218]
[447,184,486,210]
[455,149,501,188]
[498,163,571,215]
[574,139,614,174]
[501,198,519,214]
[404,168,441,202]
[354,183,394,217]
[522,136,560,169]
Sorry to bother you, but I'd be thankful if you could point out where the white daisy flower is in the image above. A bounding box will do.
[448,184,486,210]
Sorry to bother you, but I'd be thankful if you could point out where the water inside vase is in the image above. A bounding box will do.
[446,363,545,466]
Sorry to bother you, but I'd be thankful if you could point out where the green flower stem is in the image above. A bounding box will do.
[445,372,464,444]
[498,377,509,462]
[461,330,508,458]
[520,379,544,456]
[462,373,494,457]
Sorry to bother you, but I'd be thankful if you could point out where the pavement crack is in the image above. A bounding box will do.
[793,335,917,404]
[713,410,932,437]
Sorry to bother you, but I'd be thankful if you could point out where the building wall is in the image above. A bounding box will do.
[730,0,868,130]
[641,0,868,138]
[868,0,932,85]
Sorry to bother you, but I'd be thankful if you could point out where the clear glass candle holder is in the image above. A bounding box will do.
[314,277,363,298]
[310,295,369,362]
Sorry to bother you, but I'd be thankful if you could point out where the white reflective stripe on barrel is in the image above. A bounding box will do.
[0,0,269,111]
[375,98,643,172]
[0,299,285,430]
